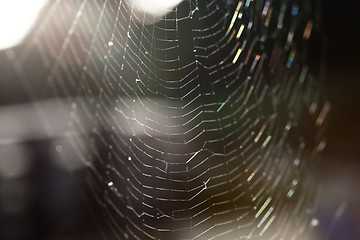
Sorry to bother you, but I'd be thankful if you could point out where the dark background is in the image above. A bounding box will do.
[322,0,360,166]
[318,0,360,239]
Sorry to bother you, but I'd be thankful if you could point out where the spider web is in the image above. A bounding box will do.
[6,0,329,239]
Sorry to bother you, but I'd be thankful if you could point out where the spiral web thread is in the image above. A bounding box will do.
[7,0,329,239]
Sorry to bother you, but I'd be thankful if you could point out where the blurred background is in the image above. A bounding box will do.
[316,0,360,239]
[0,0,359,239]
